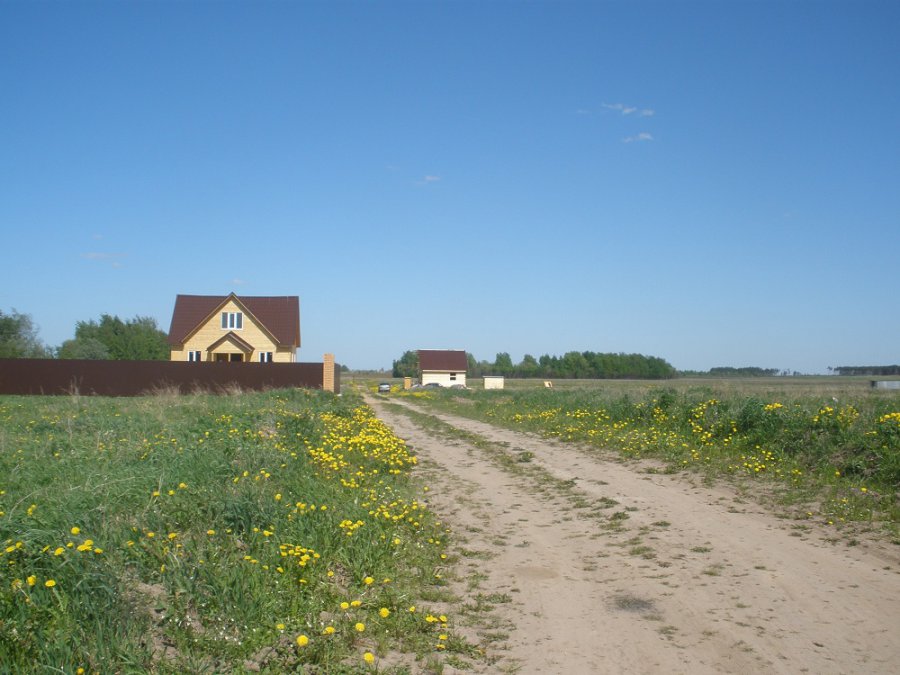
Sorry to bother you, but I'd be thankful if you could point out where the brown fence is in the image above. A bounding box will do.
[0,359,341,396]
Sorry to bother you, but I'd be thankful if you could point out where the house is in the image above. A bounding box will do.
[168,293,300,363]
[418,349,467,387]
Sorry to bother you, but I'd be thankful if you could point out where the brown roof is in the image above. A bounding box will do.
[168,294,301,348]
[418,349,468,372]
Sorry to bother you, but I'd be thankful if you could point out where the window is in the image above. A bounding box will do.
[259,352,273,363]
[221,312,243,329]
[188,351,202,362]
[450,373,457,381]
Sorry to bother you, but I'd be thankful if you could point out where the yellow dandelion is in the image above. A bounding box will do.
[45,579,56,588]
[379,607,390,618]
[70,526,81,535]
[296,634,309,647]
[26,575,36,586]
[340,601,350,610]
[364,576,374,585]
[323,625,335,635]
[363,652,375,664]
[355,622,365,632]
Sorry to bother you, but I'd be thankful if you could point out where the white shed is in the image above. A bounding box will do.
[483,376,505,390]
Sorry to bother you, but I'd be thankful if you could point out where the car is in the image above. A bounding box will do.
[377,382,391,393]
[423,382,442,389]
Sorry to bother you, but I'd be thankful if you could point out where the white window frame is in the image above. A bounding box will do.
[188,350,202,362]
[259,352,273,363]
[449,373,457,381]
[221,312,243,330]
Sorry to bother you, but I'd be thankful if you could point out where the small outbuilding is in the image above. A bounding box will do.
[419,349,467,387]
[483,375,505,390]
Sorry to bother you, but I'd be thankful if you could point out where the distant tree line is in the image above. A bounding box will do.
[393,350,676,380]
[0,309,169,360]
[679,366,782,377]
[832,365,900,376]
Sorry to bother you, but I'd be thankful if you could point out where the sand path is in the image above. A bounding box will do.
[365,394,899,674]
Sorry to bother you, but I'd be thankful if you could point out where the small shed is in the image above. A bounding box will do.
[484,376,505,390]
[419,349,467,387]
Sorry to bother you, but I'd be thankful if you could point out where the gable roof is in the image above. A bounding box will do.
[168,293,301,348]
[207,331,255,353]
[418,349,468,372]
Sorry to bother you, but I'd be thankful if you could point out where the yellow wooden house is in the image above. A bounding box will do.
[167,293,300,363]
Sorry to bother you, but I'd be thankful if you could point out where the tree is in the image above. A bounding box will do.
[518,354,539,378]
[0,309,50,358]
[466,352,481,377]
[392,350,419,378]
[493,352,513,376]
[57,337,110,360]
[71,314,169,360]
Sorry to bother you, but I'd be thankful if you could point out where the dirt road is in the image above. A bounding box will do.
[366,395,899,675]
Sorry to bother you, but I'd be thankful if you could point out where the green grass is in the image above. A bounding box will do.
[390,380,900,536]
[0,388,467,672]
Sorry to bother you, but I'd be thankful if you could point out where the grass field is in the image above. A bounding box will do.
[4,377,897,671]
[0,388,465,673]
[379,377,900,537]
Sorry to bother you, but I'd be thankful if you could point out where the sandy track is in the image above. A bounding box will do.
[365,395,899,675]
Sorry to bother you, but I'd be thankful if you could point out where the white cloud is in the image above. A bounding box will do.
[622,132,654,143]
[602,103,655,117]
[82,252,126,265]
[232,278,246,286]
[603,103,636,115]
[423,175,441,182]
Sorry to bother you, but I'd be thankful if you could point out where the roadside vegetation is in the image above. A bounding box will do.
[394,379,900,537]
[0,388,465,673]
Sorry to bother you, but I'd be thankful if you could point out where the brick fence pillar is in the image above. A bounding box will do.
[323,353,335,392]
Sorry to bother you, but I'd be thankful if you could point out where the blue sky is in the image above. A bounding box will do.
[2,0,898,373]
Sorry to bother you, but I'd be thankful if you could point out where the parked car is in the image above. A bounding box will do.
[377,382,391,393]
